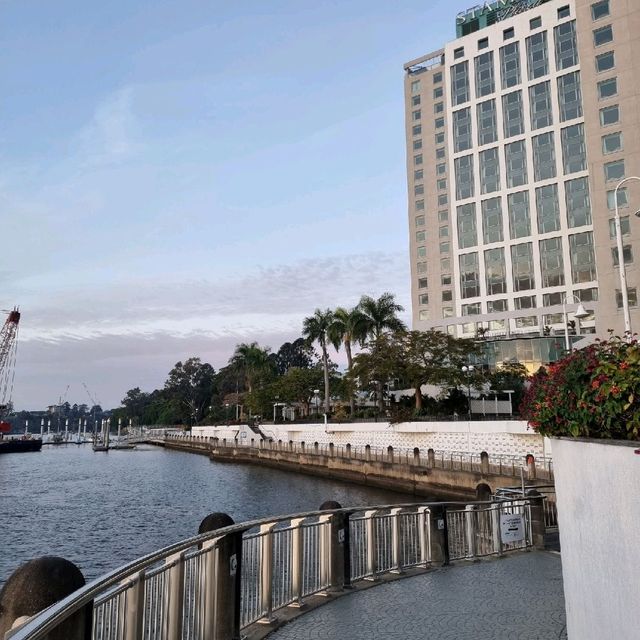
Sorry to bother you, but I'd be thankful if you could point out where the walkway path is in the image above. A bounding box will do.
[270,551,566,640]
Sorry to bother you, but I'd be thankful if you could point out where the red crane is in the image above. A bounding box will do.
[0,308,20,431]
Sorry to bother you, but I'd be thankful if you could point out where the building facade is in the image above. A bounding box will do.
[404,0,640,364]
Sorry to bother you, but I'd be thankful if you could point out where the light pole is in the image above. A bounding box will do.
[614,176,640,335]
[461,365,475,419]
[562,294,590,352]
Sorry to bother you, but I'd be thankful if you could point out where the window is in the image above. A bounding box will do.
[607,189,629,211]
[439,226,449,238]
[443,308,454,319]
[485,247,507,295]
[414,154,423,166]
[536,184,561,234]
[526,31,549,80]
[414,184,424,196]
[415,200,425,211]
[412,124,422,136]
[616,288,638,309]
[459,252,480,298]
[455,155,475,200]
[435,132,445,144]
[593,25,613,47]
[557,72,583,121]
[565,177,591,227]
[508,191,531,239]
[570,232,597,283]
[558,5,570,19]
[503,27,515,40]
[438,210,449,222]
[488,299,508,312]
[415,215,425,226]
[411,80,421,93]
[598,77,617,99]
[515,316,538,328]
[561,124,587,174]
[440,241,450,253]
[612,245,633,266]
[602,131,622,154]
[434,87,444,99]
[433,71,443,84]
[419,310,430,321]
[418,277,428,289]
[502,91,524,138]
[543,292,563,306]
[413,139,422,151]
[479,147,501,194]
[500,42,521,89]
[453,108,473,152]
[478,37,489,50]
[436,147,445,159]
[529,81,554,129]
[514,295,536,310]
[437,178,447,191]
[435,117,445,129]
[476,99,498,146]
[482,197,504,243]
[442,274,452,286]
[539,237,566,287]
[457,203,477,249]
[591,0,609,21]
[451,61,470,106]
[414,169,424,181]
[417,245,427,257]
[575,288,598,302]
[599,104,619,126]
[438,194,448,206]
[434,102,444,114]
[412,95,421,106]
[530,16,542,29]
[511,243,536,291]
[462,303,481,316]
[604,159,625,182]
[417,261,428,274]
[419,293,429,305]
[505,140,528,188]
[440,257,450,271]
[533,132,557,181]
[412,110,421,121]
[475,51,495,98]
[596,51,615,73]
[436,162,446,176]
[454,47,465,60]
[442,290,453,301]
[554,21,578,70]
[416,230,425,242]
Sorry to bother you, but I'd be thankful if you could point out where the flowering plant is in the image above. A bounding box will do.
[521,335,640,440]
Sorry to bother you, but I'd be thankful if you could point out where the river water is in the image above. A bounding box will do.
[0,444,413,585]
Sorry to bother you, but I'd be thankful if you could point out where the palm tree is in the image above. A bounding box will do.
[229,342,272,393]
[357,293,406,412]
[302,309,334,414]
[328,306,367,415]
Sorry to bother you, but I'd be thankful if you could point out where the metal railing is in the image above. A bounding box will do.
[7,497,539,640]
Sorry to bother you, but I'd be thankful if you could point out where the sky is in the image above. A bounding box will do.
[1,0,463,409]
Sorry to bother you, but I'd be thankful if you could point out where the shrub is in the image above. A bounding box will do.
[521,335,640,440]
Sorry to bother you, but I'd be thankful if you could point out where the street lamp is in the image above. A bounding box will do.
[313,389,320,416]
[461,365,475,419]
[614,176,640,335]
[562,293,590,352]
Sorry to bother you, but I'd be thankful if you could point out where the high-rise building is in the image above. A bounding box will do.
[404,0,639,369]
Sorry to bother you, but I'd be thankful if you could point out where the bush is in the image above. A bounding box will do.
[521,335,640,440]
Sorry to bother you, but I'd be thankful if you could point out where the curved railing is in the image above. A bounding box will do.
[7,497,539,640]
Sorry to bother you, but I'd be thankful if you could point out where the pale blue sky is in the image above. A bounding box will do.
[1,0,463,408]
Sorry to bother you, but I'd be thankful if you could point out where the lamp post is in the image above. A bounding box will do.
[313,389,320,416]
[562,293,590,352]
[461,365,475,419]
[614,176,640,335]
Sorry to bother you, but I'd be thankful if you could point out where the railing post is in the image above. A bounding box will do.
[164,552,185,640]
[480,451,489,475]
[465,505,477,560]
[427,448,435,468]
[418,507,432,567]
[124,571,145,640]
[387,446,394,463]
[390,508,403,574]
[491,503,503,556]
[258,523,276,624]
[289,518,306,607]
[329,442,334,457]
[413,448,420,466]
[364,509,378,580]
[318,514,332,592]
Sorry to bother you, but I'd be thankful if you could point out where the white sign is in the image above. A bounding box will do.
[437,518,445,530]
[500,514,525,543]
[230,554,237,576]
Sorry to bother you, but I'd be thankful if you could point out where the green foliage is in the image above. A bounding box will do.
[488,361,529,412]
[302,309,334,413]
[522,335,640,440]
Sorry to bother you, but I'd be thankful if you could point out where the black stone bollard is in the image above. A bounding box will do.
[0,556,91,640]
[318,501,350,590]
[198,512,235,534]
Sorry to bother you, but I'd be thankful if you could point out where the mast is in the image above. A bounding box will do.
[0,308,20,421]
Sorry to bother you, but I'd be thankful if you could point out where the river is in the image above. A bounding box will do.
[0,444,414,585]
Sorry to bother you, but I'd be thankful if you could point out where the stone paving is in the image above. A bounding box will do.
[270,551,566,640]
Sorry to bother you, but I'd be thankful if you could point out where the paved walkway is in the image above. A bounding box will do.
[271,552,566,640]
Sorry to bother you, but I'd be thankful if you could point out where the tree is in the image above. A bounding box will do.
[275,366,326,417]
[229,342,274,393]
[121,387,152,421]
[273,338,316,375]
[302,309,334,414]
[164,357,216,425]
[328,306,367,415]
[487,361,529,413]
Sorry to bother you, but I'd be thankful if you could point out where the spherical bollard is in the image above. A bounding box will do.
[319,500,342,511]
[0,556,89,640]
[198,512,235,534]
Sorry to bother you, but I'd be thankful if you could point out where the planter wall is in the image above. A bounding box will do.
[552,437,640,639]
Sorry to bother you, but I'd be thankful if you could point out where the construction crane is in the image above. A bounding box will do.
[0,308,20,422]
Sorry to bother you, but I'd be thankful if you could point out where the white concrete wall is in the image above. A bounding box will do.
[551,438,640,639]
[192,421,548,458]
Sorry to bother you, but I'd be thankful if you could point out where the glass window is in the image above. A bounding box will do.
[437,178,447,191]
[419,310,430,321]
[440,241,450,253]
[436,147,445,159]
[475,51,495,98]
[511,243,536,291]
[505,140,528,188]
[442,274,452,285]
[479,147,501,194]
[508,191,531,239]
[442,290,453,301]
[539,237,566,287]
[543,292,563,306]
[599,104,619,126]
[515,316,538,328]
[435,132,445,144]
[476,99,498,146]
[530,16,542,30]
[415,215,425,226]
[558,5,570,19]
[414,169,423,181]
[413,139,422,150]
[529,81,553,130]
[433,72,443,83]
[616,288,638,309]
[612,245,633,266]
[453,108,473,152]
[575,287,598,302]
[462,303,481,316]
[457,203,477,249]
[526,31,549,80]
[596,51,615,73]
[504,27,515,40]
[557,72,583,121]
[411,80,421,93]
[443,308,454,319]
[554,21,578,70]
[440,257,450,271]
[412,124,422,136]
[455,155,475,200]
[438,210,449,222]
[414,184,424,196]
[565,177,591,227]
[533,132,557,181]
[570,232,597,283]
[536,184,561,234]
[439,226,449,238]
[438,194,448,206]
[417,246,426,258]
[500,42,521,89]
[459,252,480,298]
[604,159,625,182]
[591,0,609,21]
[436,162,446,175]
[488,299,508,312]
[415,200,425,211]
[451,61,470,106]
[561,124,586,174]
[514,295,536,310]
[593,25,613,46]
[434,102,444,114]
[435,117,445,129]
[434,86,444,99]
[485,247,507,295]
[502,91,524,138]
[416,230,426,242]
[602,131,622,154]
[419,293,429,305]
[607,189,628,211]
[454,47,465,60]
[481,197,504,244]
[598,77,617,99]
[417,261,427,274]
[414,154,423,166]
[418,277,428,289]
[412,95,421,107]
[478,37,489,50]
[412,110,421,121]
